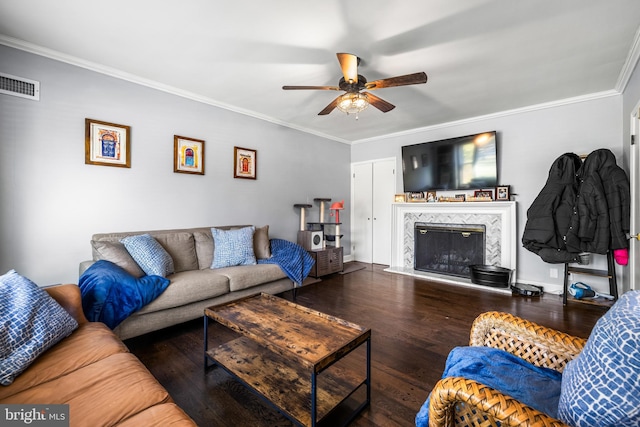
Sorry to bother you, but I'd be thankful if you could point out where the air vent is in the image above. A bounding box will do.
[0,72,40,101]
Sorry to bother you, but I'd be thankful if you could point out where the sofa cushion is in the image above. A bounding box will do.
[116,403,196,427]
[216,264,287,292]
[0,352,173,427]
[122,234,175,277]
[91,240,145,277]
[194,230,214,269]
[254,225,271,259]
[211,226,257,268]
[558,290,640,426]
[137,269,230,314]
[0,322,127,401]
[0,270,78,386]
[152,232,199,273]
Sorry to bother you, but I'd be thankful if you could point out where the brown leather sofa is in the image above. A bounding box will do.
[0,284,196,427]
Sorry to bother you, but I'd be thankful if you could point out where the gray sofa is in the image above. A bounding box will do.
[80,225,309,340]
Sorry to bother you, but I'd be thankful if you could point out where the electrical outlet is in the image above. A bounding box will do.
[550,268,558,279]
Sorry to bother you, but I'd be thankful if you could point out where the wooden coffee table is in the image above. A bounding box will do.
[204,293,371,427]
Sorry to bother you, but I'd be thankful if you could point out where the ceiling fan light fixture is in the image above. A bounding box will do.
[336,92,369,116]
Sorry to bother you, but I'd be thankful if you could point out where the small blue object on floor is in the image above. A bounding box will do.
[415,346,562,427]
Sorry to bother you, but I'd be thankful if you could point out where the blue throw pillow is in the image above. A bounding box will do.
[0,270,78,386]
[558,290,640,426]
[121,234,174,277]
[79,260,170,329]
[211,226,257,268]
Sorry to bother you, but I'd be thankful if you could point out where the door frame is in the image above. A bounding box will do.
[630,102,640,290]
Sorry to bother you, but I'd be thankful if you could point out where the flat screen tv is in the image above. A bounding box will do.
[401,131,498,192]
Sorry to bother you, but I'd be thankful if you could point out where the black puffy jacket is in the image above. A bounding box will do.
[522,153,582,263]
[565,149,630,253]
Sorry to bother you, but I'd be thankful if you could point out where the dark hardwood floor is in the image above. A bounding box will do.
[125,263,607,427]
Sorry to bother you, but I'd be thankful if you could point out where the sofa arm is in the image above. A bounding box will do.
[79,260,95,276]
[428,376,569,427]
[44,284,88,325]
[470,311,586,372]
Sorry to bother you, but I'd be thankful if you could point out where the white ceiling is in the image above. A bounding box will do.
[1,0,640,143]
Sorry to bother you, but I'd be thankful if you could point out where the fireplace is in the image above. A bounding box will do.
[388,201,517,292]
[414,223,485,278]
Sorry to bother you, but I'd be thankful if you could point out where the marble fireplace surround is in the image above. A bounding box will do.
[386,202,517,293]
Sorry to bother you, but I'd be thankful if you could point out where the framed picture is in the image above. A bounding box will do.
[426,191,437,202]
[233,146,257,179]
[474,189,494,199]
[394,194,407,202]
[496,185,510,201]
[85,118,131,168]
[174,135,205,175]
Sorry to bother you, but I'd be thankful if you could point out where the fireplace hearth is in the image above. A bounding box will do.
[414,223,485,278]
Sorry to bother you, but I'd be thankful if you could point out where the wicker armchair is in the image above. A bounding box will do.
[428,311,587,427]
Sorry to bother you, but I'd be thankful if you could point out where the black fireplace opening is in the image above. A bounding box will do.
[414,222,485,278]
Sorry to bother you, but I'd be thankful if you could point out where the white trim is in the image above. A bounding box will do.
[0,35,352,144]
[616,24,640,93]
[352,91,620,145]
[0,34,630,146]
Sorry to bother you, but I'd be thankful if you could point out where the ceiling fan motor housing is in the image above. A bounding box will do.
[339,76,367,93]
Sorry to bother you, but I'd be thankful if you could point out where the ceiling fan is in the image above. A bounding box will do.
[283,53,427,117]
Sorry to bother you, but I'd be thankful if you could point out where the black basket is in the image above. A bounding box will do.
[469,265,512,288]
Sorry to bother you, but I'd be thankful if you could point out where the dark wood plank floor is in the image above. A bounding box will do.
[126,263,607,427]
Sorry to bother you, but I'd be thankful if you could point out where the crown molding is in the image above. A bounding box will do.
[0,35,351,145]
[616,23,640,93]
[352,90,621,145]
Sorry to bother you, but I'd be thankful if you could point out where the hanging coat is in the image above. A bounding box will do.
[566,149,630,253]
[522,153,582,263]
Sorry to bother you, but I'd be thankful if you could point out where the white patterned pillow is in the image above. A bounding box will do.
[121,234,175,277]
[558,290,640,426]
[0,270,78,385]
[210,226,257,268]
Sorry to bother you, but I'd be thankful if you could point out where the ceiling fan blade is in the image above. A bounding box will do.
[364,92,395,113]
[318,96,341,115]
[365,72,427,90]
[282,85,340,91]
[337,53,359,83]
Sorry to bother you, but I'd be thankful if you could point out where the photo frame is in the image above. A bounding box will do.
[174,135,205,175]
[85,118,130,168]
[474,189,494,199]
[426,191,437,202]
[496,185,510,201]
[233,146,257,179]
[394,194,407,202]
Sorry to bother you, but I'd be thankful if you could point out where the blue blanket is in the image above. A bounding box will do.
[416,346,562,427]
[79,260,170,329]
[258,239,314,286]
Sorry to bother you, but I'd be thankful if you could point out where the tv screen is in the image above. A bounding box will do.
[401,131,498,192]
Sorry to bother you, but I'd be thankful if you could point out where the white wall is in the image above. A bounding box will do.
[351,94,625,290]
[0,45,351,285]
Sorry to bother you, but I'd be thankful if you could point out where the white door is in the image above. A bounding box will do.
[352,159,396,264]
[372,159,395,265]
[630,106,640,290]
[353,163,373,263]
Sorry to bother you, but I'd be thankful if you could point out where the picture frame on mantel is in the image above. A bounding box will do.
[174,135,205,175]
[85,118,131,168]
[233,146,257,179]
[474,189,494,199]
[496,185,510,201]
